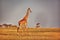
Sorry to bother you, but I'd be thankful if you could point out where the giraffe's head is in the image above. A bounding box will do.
[27,8,32,13]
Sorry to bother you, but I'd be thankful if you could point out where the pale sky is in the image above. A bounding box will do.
[0,0,60,28]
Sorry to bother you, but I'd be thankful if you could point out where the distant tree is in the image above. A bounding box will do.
[36,23,40,28]
[2,24,8,28]
[0,25,2,27]
[2,24,17,28]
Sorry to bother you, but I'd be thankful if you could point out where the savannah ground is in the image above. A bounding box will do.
[0,27,60,40]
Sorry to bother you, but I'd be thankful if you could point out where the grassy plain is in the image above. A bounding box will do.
[0,27,60,40]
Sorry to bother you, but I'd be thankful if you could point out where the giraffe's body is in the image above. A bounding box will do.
[18,18,27,28]
[17,8,32,32]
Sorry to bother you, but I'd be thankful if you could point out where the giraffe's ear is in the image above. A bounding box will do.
[30,9,32,13]
[29,8,32,12]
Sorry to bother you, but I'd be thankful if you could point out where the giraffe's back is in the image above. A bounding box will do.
[18,18,27,25]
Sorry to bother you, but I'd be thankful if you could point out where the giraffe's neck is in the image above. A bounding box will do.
[23,10,30,20]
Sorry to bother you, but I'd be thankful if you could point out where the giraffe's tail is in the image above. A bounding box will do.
[18,21,20,26]
[17,22,20,32]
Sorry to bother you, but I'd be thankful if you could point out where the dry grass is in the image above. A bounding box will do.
[0,27,60,40]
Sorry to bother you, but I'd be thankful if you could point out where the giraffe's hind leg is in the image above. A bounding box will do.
[17,27,19,32]
[17,23,20,32]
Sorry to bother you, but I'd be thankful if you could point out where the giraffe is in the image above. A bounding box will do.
[17,8,32,32]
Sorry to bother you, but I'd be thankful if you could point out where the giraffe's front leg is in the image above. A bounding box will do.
[24,23,27,28]
[20,24,24,32]
[23,23,27,31]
